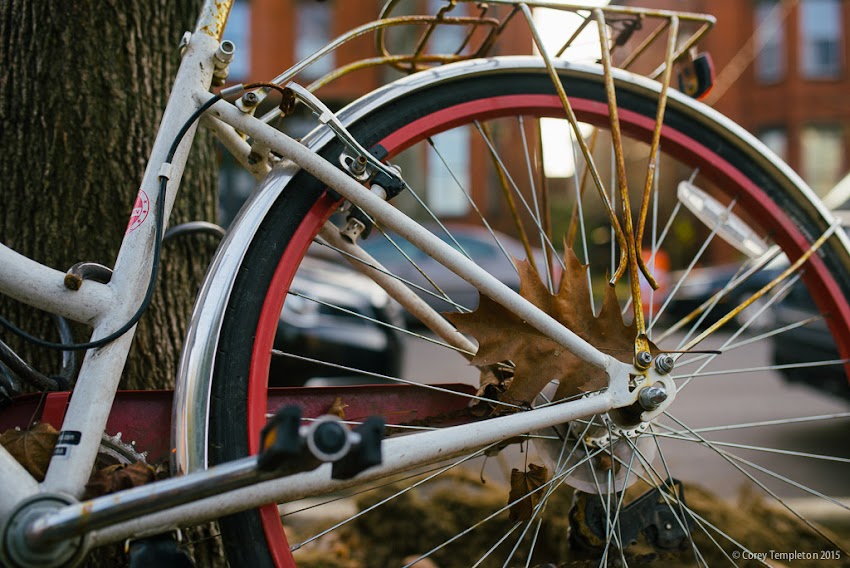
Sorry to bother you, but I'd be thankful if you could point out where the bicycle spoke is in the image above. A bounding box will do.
[646,426,708,566]
[618,436,754,566]
[621,439,711,566]
[427,136,520,277]
[271,350,524,411]
[373,224,464,307]
[401,445,609,568]
[291,445,497,552]
[475,120,567,272]
[674,314,823,369]
[286,290,476,358]
[518,115,554,291]
[648,199,737,330]
[680,412,850,435]
[679,221,841,354]
[312,237,471,313]
[673,271,803,393]
[662,412,850,554]
[670,358,850,381]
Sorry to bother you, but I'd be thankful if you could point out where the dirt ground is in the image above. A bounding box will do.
[287,471,850,568]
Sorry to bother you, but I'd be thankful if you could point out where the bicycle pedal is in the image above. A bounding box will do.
[127,532,194,568]
[258,406,385,479]
[331,416,385,480]
[257,406,305,473]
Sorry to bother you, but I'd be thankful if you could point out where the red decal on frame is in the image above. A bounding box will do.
[126,189,150,234]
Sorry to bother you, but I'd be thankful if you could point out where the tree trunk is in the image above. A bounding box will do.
[0,2,218,384]
[1,0,223,563]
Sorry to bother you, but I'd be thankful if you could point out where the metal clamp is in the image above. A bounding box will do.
[285,83,404,186]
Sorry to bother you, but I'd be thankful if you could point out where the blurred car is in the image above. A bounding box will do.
[359,224,553,318]
[770,282,850,401]
[270,256,405,386]
[662,260,785,330]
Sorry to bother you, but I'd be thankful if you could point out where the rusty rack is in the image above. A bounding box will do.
[266,1,715,92]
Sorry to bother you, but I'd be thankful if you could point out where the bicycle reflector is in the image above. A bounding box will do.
[676,51,715,100]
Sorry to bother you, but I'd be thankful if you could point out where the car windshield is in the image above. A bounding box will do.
[361,235,423,265]
[362,228,509,266]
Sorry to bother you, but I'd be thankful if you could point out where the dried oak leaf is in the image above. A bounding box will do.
[85,461,155,499]
[446,248,652,406]
[0,422,59,481]
[508,463,550,522]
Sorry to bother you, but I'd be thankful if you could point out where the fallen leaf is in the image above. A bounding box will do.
[0,422,58,481]
[508,463,550,522]
[85,461,155,498]
[328,396,348,419]
[446,248,654,406]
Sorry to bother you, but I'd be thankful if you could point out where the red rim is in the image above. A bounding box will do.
[245,94,850,566]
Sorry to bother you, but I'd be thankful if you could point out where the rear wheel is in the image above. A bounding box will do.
[210,61,850,567]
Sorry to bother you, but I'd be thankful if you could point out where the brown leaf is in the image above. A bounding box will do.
[446,249,653,406]
[328,396,348,419]
[508,463,550,522]
[85,461,155,498]
[0,422,59,481]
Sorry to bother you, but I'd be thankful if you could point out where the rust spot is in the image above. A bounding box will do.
[197,0,232,40]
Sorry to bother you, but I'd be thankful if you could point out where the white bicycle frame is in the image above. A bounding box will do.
[0,0,671,561]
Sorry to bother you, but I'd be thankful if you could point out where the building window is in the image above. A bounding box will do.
[800,0,843,79]
[801,125,844,194]
[755,0,786,83]
[758,127,788,162]
[296,0,335,80]
[427,0,468,55]
[223,0,250,81]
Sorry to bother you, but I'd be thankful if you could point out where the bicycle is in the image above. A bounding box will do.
[1,0,849,566]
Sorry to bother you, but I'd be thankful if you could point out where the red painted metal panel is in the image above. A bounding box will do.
[0,383,475,465]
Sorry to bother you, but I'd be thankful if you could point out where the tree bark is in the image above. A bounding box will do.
[0,1,217,388]
[1,1,223,564]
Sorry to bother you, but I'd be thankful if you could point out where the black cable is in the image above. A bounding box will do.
[0,92,225,351]
[0,80,299,352]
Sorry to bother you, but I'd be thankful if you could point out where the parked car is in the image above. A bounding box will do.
[220,186,405,387]
[662,259,785,330]
[270,255,405,386]
[771,282,850,401]
[359,224,552,318]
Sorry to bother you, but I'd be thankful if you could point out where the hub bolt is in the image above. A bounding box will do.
[655,354,675,374]
[636,350,653,368]
[638,385,668,411]
[242,91,259,107]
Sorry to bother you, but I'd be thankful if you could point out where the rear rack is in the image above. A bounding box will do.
[269,1,714,92]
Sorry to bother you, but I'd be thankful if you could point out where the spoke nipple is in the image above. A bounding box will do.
[638,385,668,411]
[655,354,675,374]
[636,350,653,368]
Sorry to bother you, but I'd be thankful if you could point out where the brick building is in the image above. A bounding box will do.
[217,0,848,269]
[618,0,850,198]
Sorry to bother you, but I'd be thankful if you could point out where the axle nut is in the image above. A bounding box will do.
[638,385,668,411]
